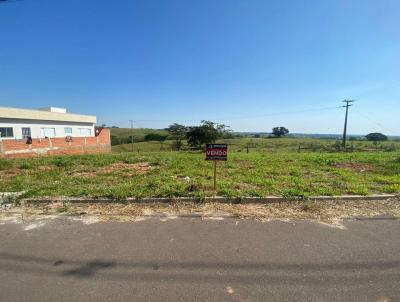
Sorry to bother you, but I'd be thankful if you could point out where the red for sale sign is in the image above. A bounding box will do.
[206,144,228,161]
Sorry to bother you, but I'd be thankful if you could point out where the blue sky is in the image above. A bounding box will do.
[0,0,399,134]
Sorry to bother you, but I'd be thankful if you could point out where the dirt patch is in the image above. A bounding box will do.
[0,169,20,177]
[37,166,53,171]
[235,183,259,190]
[73,171,95,177]
[72,162,153,177]
[0,165,56,177]
[99,162,152,175]
[334,162,374,172]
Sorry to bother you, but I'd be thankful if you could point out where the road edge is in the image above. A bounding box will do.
[16,194,398,204]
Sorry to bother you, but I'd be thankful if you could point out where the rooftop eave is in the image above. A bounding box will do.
[0,107,96,124]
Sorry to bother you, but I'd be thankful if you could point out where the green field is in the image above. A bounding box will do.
[110,128,169,146]
[113,140,175,152]
[110,127,169,139]
[112,136,400,153]
[1,138,400,199]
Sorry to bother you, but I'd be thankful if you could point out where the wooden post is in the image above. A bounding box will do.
[213,161,217,191]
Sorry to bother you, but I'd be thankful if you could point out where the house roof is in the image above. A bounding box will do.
[0,107,96,124]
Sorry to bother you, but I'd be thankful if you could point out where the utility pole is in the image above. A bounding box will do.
[342,100,355,149]
[129,120,134,152]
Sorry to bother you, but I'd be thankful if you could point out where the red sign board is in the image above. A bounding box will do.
[206,144,228,161]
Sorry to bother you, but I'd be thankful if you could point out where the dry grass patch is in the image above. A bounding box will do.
[334,162,374,172]
[71,162,153,177]
[235,183,260,190]
[99,162,152,175]
[0,169,20,177]
[2,198,399,225]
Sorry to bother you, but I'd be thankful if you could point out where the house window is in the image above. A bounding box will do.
[64,127,73,135]
[41,128,56,138]
[0,127,14,138]
[78,128,91,136]
[22,127,31,138]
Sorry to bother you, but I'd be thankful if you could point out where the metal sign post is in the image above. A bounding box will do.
[206,144,228,191]
[213,161,217,191]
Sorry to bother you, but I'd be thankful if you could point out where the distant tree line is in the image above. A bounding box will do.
[110,120,233,149]
[166,120,233,150]
[110,118,392,151]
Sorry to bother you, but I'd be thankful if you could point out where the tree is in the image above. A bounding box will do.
[366,133,388,142]
[201,120,231,142]
[144,133,168,142]
[272,127,289,138]
[186,126,208,149]
[186,121,231,149]
[166,123,187,150]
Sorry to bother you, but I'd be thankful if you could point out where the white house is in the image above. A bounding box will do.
[0,106,97,140]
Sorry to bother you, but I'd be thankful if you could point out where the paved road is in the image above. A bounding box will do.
[0,216,399,302]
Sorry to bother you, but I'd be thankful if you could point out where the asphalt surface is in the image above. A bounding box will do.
[0,216,399,302]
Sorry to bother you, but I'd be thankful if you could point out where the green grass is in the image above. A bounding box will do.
[112,137,400,153]
[1,148,399,199]
[112,140,175,152]
[110,127,168,139]
[110,128,169,146]
[220,137,400,152]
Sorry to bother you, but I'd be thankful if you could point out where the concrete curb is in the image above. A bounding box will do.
[20,194,398,205]
[0,191,26,204]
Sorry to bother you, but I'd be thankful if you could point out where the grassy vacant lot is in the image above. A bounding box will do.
[1,146,399,198]
[110,127,169,146]
[112,137,400,153]
[113,140,175,152]
[110,127,168,140]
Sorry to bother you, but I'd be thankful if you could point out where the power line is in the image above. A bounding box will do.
[323,107,344,133]
[353,110,396,134]
[114,105,341,124]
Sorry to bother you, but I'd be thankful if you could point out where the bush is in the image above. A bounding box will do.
[53,157,73,168]
[172,140,182,151]
[18,162,33,170]
[384,144,398,152]
[144,133,168,142]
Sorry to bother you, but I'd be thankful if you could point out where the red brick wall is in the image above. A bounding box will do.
[0,128,111,158]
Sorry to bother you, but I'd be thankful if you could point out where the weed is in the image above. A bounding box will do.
[57,203,70,213]
[0,158,13,170]
[300,202,321,213]
[18,162,33,170]
[281,189,309,199]
[52,157,73,168]
[0,194,21,206]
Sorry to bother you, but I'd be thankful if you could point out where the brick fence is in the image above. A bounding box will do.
[0,128,111,158]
